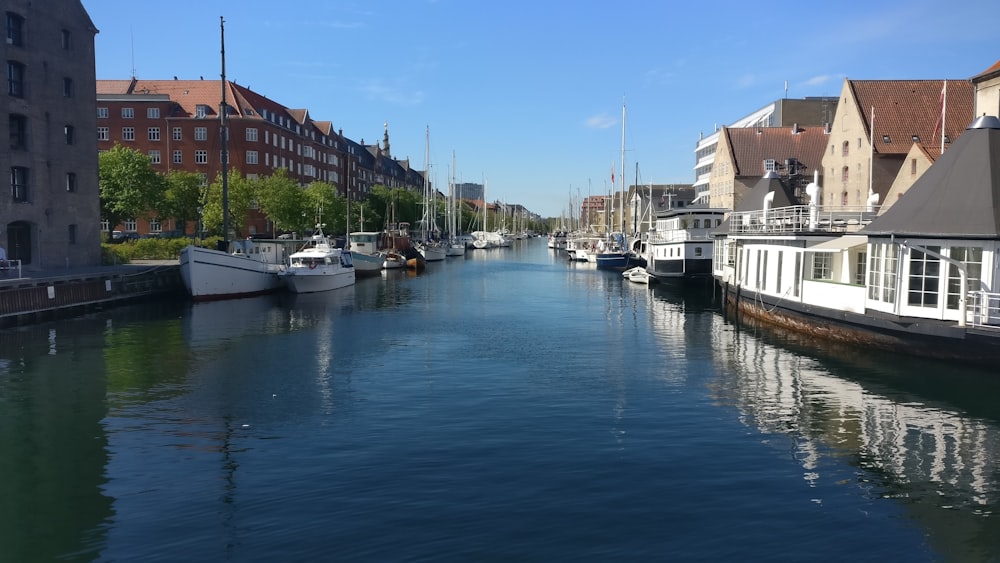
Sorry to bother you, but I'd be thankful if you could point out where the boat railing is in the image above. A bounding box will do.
[0,258,22,279]
[647,229,715,244]
[729,205,879,235]
[968,291,1000,327]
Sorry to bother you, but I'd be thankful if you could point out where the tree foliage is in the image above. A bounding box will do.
[201,169,256,238]
[162,170,205,238]
[99,144,166,234]
[256,169,306,234]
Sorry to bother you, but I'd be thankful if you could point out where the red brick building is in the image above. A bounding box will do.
[96,78,424,237]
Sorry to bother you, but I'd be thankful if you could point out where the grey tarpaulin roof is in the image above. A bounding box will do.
[862,116,1000,239]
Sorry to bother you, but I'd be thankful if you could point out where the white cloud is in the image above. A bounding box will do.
[586,113,617,129]
[362,81,425,106]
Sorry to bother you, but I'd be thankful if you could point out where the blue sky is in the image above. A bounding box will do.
[84,0,1000,218]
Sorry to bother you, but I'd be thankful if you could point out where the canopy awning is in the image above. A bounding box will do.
[807,235,868,252]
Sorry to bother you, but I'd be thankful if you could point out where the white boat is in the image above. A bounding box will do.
[646,203,725,282]
[446,242,466,256]
[348,231,389,275]
[179,239,286,301]
[622,266,652,284]
[417,242,447,262]
[278,229,355,294]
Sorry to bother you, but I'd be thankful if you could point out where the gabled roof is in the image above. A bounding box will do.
[725,125,828,177]
[850,79,974,158]
[862,116,1000,238]
[972,59,1000,82]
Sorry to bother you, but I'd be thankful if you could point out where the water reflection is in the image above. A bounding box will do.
[707,308,1000,557]
[0,319,113,561]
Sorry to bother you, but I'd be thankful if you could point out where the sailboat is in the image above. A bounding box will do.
[415,126,446,262]
[445,150,466,256]
[179,18,285,300]
[595,99,647,271]
[471,178,491,249]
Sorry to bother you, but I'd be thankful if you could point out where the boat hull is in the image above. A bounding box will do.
[179,244,283,301]
[595,252,646,271]
[351,252,384,276]
[419,245,447,262]
[280,267,355,293]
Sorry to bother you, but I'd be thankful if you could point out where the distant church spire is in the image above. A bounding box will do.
[382,121,390,156]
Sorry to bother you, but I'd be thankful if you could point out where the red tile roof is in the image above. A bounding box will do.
[724,125,829,177]
[849,79,974,157]
[973,59,1000,81]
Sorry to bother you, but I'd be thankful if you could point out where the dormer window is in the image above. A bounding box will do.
[195,104,209,118]
[882,135,891,144]
[764,159,776,172]
[911,135,920,143]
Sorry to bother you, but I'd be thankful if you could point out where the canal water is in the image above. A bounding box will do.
[2,238,999,562]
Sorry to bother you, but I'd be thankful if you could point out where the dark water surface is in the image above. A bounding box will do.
[2,238,1000,562]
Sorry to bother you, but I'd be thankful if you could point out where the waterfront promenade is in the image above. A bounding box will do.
[0,259,182,325]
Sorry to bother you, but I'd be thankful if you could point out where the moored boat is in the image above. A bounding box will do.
[278,228,355,294]
[179,240,286,301]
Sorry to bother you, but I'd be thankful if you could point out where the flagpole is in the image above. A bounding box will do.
[868,105,874,211]
[941,80,948,155]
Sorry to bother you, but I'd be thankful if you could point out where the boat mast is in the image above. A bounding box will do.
[219,17,230,246]
[620,98,626,237]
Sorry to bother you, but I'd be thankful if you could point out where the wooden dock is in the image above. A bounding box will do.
[0,261,183,326]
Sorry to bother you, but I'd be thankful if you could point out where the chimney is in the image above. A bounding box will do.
[791,123,799,134]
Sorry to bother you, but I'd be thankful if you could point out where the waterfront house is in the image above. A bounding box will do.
[713,115,1000,365]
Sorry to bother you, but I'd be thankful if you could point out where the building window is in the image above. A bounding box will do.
[149,218,161,234]
[7,61,25,97]
[910,158,917,176]
[246,150,258,164]
[11,166,29,202]
[66,172,77,192]
[68,224,77,244]
[946,246,983,310]
[194,127,208,141]
[6,12,25,46]
[64,125,74,145]
[246,128,258,142]
[811,253,832,280]
[63,77,74,97]
[101,220,110,232]
[173,150,182,164]
[97,127,109,141]
[124,219,137,232]
[148,127,160,141]
[195,150,208,164]
[841,191,848,206]
[97,107,109,119]
[122,127,135,141]
[841,166,849,182]
[172,127,182,141]
[122,107,134,119]
[9,113,26,149]
[907,246,940,307]
[842,141,849,157]
[764,159,776,172]
[855,251,867,285]
[147,107,160,119]
[195,105,208,118]
[148,150,161,164]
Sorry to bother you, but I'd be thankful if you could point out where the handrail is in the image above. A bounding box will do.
[0,259,22,279]
[729,205,879,234]
[968,291,1000,327]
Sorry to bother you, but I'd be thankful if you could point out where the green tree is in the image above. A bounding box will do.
[303,181,344,233]
[201,169,256,238]
[162,171,205,239]
[256,169,306,235]
[98,144,166,236]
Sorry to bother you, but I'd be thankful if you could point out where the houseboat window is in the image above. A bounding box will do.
[776,252,783,295]
[761,250,768,291]
[854,252,867,285]
[693,219,700,229]
[907,246,941,307]
[946,246,983,310]
[793,253,801,297]
[811,253,832,280]
[868,243,899,303]
[694,247,702,257]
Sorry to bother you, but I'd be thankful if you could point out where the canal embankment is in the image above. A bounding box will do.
[0,260,183,327]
